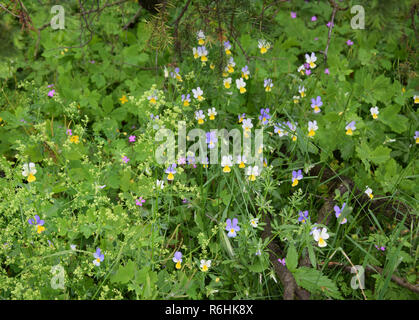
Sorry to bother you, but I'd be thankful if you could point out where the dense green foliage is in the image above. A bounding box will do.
[0,0,418,300]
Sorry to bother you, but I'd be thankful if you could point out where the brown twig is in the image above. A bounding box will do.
[172,0,192,60]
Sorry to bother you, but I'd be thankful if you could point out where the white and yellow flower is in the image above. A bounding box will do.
[192,47,199,59]
[198,46,208,62]
[208,107,217,120]
[197,30,205,45]
[227,57,235,73]
[195,110,205,124]
[147,94,158,104]
[200,259,211,272]
[345,121,356,136]
[22,162,37,183]
[246,165,260,181]
[258,39,271,54]
[305,52,317,69]
[414,95,419,104]
[264,78,273,92]
[221,155,233,173]
[224,41,232,55]
[236,78,246,94]
[297,65,305,75]
[236,155,247,168]
[365,186,373,199]
[242,118,253,137]
[307,120,318,137]
[312,227,329,247]
[293,95,300,104]
[223,77,232,89]
[192,87,204,101]
[250,217,259,228]
[370,106,379,119]
[298,86,306,97]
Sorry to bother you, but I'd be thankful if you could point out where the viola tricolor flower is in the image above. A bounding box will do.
[192,87,204,101]
[225,218,240,237]
[200,259,211,272]
[242,118,253,137]
[286,121,297,141]
[166,163,177,181]
[223,77,232,89]
[192,47,199,59]
[298,65,305,75]
[170,67,182,81]
[346,39,354,46]
[206,131,217,149]
[365,186,373,199]
[345,121,356,135]
[197,46,208,62]
[258,39,271,54]
[181,94,191,106]
[156,179,164,189]
[201,156,209,168]
[370,106,379,119]
[246,166,259,181]
[293,95,300,103]
[22,162,37,183]
[28,215,45,234]
[236,155,247,168]
[178,157,186,165]
[238,113,246,123]
[221,155,233,173]
[224,41,232,55]
[197,30,205,45]
[122,156,130,164]
[195,110,205,124]
[334,203,347,224]
[291,169,303,187]
[241,65,250,79]
[136,197,145,206]
[274,122,288,137]
[259,108,271,125]
[264,78,273,92]
[93,248,104,266]
[208,107,217,120]
[308,120,318,137]
[305,52,317,69]
[311,96,323,113]
[250,217,259,228]
[147,94,158,104]
[173,251,182,269]
[227,57,235,73]
[278,258,286,266]
[187,156,196,168]
[129,135,136,142]
[312,228,329,247]
[291,11,297,18]
[48,89,55,97]
[415,131,419,144]
[298,210,309,223]
[298,86,306,97]
[66,129,72,136]
[236,78,246,94]
[119,95,128,104]
[414,95,419,104]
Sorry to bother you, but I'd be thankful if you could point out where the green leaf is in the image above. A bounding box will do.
[369,146,391,165]
[294,267,342,299]
[286,243,298,272]
[110,260,136,284]
[379,105,408,133]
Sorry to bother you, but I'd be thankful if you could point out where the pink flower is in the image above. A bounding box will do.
[305,69,311,75]
[48,89,55,97]
[326,21,334,28]
[346,39,354,46]
[66,129,72,136]
[122,156,130,163]
[324,68,330,75]
[291,12,297,18]
[129,135,136,142]
[311,16,317,22]
[136,197,145,206]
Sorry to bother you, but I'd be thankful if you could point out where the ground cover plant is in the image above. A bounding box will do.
[0,0,418,300]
